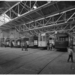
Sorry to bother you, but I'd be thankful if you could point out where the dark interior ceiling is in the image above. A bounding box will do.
[5,1,75,21]
[0,1,18,15]
[8,1,75,24]
[1,1,75,31]
[6,1,48,19]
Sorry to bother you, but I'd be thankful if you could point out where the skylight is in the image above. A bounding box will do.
[18,14,21,17]
[33,5,37,9]
[0,14,11,26]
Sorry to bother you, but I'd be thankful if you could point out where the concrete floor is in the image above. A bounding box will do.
[0,47,75,74]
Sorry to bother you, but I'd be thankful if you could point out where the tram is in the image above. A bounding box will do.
[16,38,29,48]
[16,39,21,48]
[38,33,47,49]
[33,35,38,48]
[5,38,10,47]
[29,35,38,48]
[23,38,29,47]
[55,32,69,50]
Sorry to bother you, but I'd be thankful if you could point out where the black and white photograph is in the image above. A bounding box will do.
[0,0,75,74]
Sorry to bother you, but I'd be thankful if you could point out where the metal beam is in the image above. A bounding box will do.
[24,8,75,32]
[2,2,75,33]
[2,2,50,26]
[66,12,75,23]
[3,2,21,15]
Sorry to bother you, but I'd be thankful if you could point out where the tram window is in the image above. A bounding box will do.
[63,38,64,41]
[60,38,64,41]
[57,37,59,40]
[64,38,65,41]
[61,38,62,41]
[61,38,63,41]
[59,37,65,41]
[40,36,42,41]
[66,38,68,41]
[59,38,62,41]
[59,38,61,41]
[64,38,66,41]
[43,36,46,41]
[61,38,64,41]
[65,38,67,41]
[58,37,60,41]
[56,37,58,41]
[42,36,44,41]
[60,38,65,41]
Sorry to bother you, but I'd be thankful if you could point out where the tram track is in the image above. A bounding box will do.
[37,52,64,74]
[0,48,23,56]
[0,48,64,74]
[7,51,64,74]
[0,50,17,57]
[5,50,56,74]
[0,49,44,65]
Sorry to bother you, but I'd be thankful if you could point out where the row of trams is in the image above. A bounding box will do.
[0,32,74,50]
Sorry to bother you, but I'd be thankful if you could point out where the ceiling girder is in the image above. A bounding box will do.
[19,10,74,32]
[2,1,74,27]
[13,8,75,36]
[1,1,75,37]
[6,7,75,37]
[3,2,21,15]
[1,2,54,29]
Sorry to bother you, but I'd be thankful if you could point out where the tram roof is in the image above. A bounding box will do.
[56,32,69,37]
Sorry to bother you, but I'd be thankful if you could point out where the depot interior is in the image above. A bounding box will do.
[0,1,75,50]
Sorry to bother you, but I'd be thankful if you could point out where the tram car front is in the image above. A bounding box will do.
[55,32,69,50]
